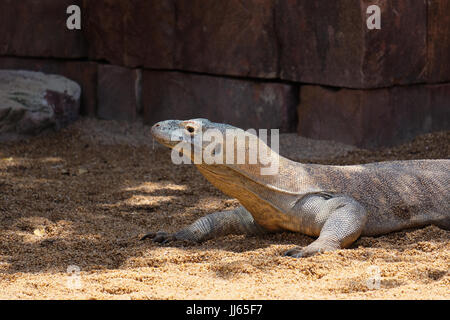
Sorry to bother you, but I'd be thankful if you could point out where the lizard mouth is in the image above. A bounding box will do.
[151,120,185,149]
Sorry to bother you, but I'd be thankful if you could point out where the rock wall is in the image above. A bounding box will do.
[0,0,449,147]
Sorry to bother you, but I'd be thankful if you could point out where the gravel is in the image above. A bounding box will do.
[0,118,448,299]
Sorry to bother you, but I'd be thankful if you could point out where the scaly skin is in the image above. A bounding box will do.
[142,119,450,258]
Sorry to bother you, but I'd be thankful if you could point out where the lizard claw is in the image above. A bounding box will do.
[284,242,338,258]
[283,247,305,258]
[140,231,176,244]
[140,232,156,241]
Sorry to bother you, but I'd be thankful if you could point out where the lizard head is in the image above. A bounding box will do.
[152,118,280,175]
[151,118,257,164]
[151,118,230,147]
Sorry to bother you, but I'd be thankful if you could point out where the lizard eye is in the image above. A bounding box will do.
[186,126,195,133]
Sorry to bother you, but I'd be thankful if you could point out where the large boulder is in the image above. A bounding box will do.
[0,70,81,138]
[0,57,97,116]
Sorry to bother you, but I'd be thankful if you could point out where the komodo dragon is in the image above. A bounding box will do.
[141,119,450,258]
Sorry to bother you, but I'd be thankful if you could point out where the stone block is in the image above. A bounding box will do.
[142,71,297,132]
[97,64,141,122]
[0,0,87,58]
[83,0,174,68]
[276,0,427,88]
[298,83,450,148]
[426,0,450,82]
[175,0,278,78]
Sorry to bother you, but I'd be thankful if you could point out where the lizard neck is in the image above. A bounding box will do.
[195,149,337,232]
[196,151,323,199]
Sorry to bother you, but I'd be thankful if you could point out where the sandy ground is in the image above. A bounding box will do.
[0,118,448,300]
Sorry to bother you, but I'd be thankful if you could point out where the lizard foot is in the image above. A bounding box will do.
[140,231,176,244]
[283,244,338,258]
[283,247,308,258]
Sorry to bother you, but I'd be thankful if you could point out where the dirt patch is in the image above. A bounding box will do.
[0,118,448,299]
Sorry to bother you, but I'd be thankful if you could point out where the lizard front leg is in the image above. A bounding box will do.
[141,206,268,243]
[284,195,368,258]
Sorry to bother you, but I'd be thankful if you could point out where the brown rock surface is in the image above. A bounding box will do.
[84,0,277,76]
[1,0,447,89]
[277,0,427,88]
[175,0,278,78]
[276,1,364,86]
[97,65,141,122]
[298,84,450,148]
[83,0,175,69]
[142,71,297,131]
[361,0,427,86]
[0,0,87,58]
[97,65,141,121]
[79,0,443,88]
[426,0,450,82]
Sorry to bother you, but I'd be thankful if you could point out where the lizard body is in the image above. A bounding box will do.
[142,119,450,257]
